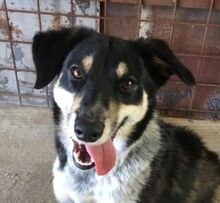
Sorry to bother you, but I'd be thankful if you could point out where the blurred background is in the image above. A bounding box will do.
[0,0,220,120]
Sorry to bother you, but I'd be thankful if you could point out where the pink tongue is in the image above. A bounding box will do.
[85,140,116,176]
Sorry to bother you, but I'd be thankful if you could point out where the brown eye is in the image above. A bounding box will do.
[71,67,84,80]
[120,79,136,92]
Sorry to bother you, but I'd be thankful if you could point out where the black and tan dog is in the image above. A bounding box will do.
[32,27,220,203]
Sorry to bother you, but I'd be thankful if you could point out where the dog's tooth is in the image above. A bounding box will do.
[73,151,80,158]
[73,152,80,162]
[78,159,92,166]
[76,159,84,165]
[76,151,80,158]
[79,160,87,166]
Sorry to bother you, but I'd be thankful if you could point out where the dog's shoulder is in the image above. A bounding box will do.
[138,120,220,203]
[159,121,220,165]
[160,121,206,156]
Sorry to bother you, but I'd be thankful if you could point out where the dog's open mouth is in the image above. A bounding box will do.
[72,139,116,176]
[73,141,95,170]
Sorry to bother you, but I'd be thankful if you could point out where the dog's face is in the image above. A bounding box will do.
[32,27,195,175]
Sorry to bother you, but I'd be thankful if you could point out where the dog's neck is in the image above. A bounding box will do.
[113,114,161,168]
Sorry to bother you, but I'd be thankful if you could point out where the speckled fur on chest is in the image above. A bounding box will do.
[53,161,150,203]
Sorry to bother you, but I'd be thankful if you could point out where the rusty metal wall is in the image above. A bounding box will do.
[0,0,100,107]
[0,0,220,120]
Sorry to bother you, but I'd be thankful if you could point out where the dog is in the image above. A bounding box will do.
[32,27,220,203]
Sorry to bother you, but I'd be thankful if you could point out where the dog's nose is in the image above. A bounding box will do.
[74,118,104,142]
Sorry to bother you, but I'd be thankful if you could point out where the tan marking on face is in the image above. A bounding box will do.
[71,96,82,111]
[101,101,118,141]
[118,91,148,123]
[116,62,128,78]
[116,91,148,138]
[82,55,93,72]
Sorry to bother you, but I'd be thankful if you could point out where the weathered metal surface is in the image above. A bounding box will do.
[0,11,8,39]
[111,0,220,10]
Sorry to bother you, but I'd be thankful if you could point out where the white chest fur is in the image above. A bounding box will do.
[53,159,151,203]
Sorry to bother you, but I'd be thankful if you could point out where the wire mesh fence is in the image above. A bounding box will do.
[0,0,220,120]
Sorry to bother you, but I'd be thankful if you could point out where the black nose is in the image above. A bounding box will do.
[74,118,104,142]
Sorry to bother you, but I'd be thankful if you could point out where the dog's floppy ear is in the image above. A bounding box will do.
[132,38,195,87]
[32,27,94,89]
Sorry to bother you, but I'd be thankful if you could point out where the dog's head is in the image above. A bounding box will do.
[32,27,195,175]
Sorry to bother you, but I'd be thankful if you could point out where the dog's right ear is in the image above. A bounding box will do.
[131,38,195,88]
[32,27,94,89]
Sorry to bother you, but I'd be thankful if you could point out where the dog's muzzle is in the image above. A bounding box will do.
[72,118,116,176]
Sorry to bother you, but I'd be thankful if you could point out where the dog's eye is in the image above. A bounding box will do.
[120,79,136,92]
[71,67,84,80]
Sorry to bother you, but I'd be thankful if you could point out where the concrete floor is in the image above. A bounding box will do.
[0,105,55,203]
[0,105,220,203]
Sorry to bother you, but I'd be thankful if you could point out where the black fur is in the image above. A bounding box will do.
[139,122,220,203]
[53,101,67,170]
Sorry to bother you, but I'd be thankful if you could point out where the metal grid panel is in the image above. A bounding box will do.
[0,0,220,120]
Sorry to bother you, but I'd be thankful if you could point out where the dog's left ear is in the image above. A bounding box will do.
[132,38,195,87]
[32,27,94,89]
